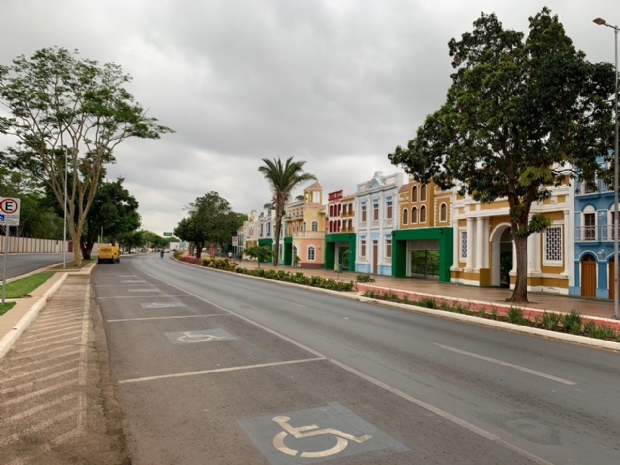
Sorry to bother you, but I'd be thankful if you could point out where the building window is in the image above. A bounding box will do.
[360,240,367,258]
[373,203,379,221]
[267,223,271,237]
[420,184,427,201]
[307,246,316,261]
[386,238,392,258]
[329,205,333,217]
[403,208,409,225]
[412,207,418,224]
[311,221,318,232]
[583,212,596,241]
[412,186,418,202]
[544,226,563,264]
[386,200,393,219]
[420,205,427,223]
[460,231,468,260]
[260,224,264,237]
[361,205,367,222]
[440,203,447,222]
[303,222,306,232]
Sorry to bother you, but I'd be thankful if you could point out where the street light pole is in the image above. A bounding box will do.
[594,18,619,319]
[62,151,68,269]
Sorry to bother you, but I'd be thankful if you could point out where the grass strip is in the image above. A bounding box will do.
[0,301,16,316]
[3,272,54,299]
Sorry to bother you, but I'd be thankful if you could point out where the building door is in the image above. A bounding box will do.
[372,240,378,274]
[609,258,615,300]
[581,254,596,297]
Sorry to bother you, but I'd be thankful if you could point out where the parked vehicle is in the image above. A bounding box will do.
[98,245,120,264]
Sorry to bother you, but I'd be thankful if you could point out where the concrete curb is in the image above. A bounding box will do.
[6,262,63,283]
[172,257,620,351]
[0,273,68,360]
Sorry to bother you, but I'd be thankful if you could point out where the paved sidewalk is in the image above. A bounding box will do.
[234,260,617,321]
[0,275,128,464]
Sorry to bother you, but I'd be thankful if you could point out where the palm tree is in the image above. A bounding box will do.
[258,157,316,266]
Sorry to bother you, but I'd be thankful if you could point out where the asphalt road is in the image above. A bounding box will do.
[1,253,64,279]
[95,254,620,465]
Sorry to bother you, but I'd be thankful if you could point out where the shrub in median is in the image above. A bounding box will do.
[237,267,355,292]
[356,274,375,283]
[202,258,237,271]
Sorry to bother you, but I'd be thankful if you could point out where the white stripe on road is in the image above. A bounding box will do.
[118,357,325,384]
[433,343,576,386]
[97,295,189,299]
[107,313,233,322]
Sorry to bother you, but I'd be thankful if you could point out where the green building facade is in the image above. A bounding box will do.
[392,227,453,282]
[324,233,356,272]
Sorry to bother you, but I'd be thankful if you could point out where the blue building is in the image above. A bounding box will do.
[570,167,617,299]
[355,171,404,276]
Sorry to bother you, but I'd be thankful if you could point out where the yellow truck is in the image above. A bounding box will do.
[97,245,120,264]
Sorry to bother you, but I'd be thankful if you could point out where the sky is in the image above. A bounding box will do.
[0,0,617,235]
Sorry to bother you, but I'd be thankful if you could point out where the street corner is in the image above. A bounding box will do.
[238,401,408,465]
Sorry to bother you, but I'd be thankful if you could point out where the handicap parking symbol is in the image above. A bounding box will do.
[238,402,407,464]
[164,329,237,344]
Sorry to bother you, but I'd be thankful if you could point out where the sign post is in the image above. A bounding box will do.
[1,197,20,305]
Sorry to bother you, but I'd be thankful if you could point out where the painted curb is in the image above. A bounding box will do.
[172,258,620,351]
[0,273,68,360]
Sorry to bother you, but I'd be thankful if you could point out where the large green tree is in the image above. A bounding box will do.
[389,8,616,303]
[0,47,173,267]
[258,157,316,266]
[174,192,243,259]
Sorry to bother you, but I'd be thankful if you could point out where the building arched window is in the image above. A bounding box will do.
[307,246,316,261]
[420,205,427,223]
[440,203,447,222]
[412,186,418,202]
[412,207,418,223]
[403,208,409,225]
[420,184,427,201]
[311,221,318,232]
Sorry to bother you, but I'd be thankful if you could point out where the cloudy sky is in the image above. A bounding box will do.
[0,0,616,234]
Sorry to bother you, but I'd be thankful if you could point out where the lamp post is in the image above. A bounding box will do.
[62,151,68,269]
[594,17,619,319]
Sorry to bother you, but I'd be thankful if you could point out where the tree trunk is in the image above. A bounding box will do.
[67,218,83,267]
[509,234,529,303]
[196,242,203,259]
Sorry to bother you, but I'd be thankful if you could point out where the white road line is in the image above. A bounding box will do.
[19,329,83,345]
[107,313,233,322]
[433,343,576,386]
[97,294,190,299]
[15,335,81,352]
[10,344,79,362]
[135,262,555,465]
[37,311,80,321]
[2,379,78,406]
[0,358,78,381]
[0,367,80,395]
[118,357,325,384]
[0,408,79,447]
[1,393,77,424]
[33,314,82,325]
[3,351,81,371]
[127,289,160,292]
[23,324,83,338]
[95,284,148,287]
[30,320,83,331]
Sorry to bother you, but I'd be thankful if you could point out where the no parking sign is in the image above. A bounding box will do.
[0,197,20,226]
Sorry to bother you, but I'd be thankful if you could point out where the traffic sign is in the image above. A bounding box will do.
[163,232,173,237]
[0,197,20,226]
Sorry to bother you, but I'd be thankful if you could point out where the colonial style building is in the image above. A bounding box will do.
[242,210,259,252]
[325,190,356,271]
[392,179,453,282]
[283,182,326,269]
[355,171,403,276]
[257,209,275,263]
[451,184,572,294]
[570,171,616,299]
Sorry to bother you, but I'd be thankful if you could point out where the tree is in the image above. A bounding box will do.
[117,230,145,253]
[258,157,316,266]
[388,8,616,303]
[0,47,173,267]
[244,245,274,268]
[174,192,241,259]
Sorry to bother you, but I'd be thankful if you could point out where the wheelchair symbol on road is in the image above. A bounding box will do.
[272,416,372,458]
[176,331,226,343]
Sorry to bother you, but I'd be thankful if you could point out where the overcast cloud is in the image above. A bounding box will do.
[0,0,616,234]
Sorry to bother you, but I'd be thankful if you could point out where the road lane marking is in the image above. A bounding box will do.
[97,294,189,299]
[107,313,232,322]
[118,357,325,384]
[24,323,83,338]
[19,329,82,345]
[15,335,81,352]
[0,408,79,447]
[2,379,78,406]
[1,358,78,381]
[0,367,80,395]
[4,351,81,371]
[433,343,576,386]
[10,344,79,361]
[127,288,160,292]
[2,393,77,423]
[135,262,555,465]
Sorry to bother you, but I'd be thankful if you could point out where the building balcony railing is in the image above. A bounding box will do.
[359,221,367,228]
[371,220,379,228]
[292,231,326,239]
[341,227,355,233]
[341,211,355,218]
[575,225,618,242]
[384,218,394,228]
